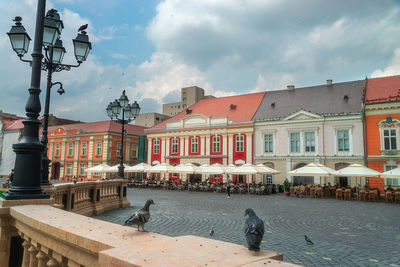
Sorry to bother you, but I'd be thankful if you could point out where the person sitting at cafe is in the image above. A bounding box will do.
[387,185,394,191]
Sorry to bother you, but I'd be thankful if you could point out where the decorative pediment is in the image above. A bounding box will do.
[54,127,66,135]
[166,115,228,129]
[283,110,321,121]
[378,116,400,128]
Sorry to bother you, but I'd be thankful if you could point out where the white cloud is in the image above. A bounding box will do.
[2,0,400,123]
[371,48,400,78]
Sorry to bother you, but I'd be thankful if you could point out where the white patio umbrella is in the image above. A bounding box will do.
[85,163,111,173]
[171,163,199,174]
[198,163,224,174]
[255,164,280,174]
[287,163,335,176]
[333,164,380,177]
[227,163,257,175]
[287,163,335,185]
[380,167,400,178]
[149,162,171,173]
[148,163,171,181]
[108,163,131,172]
[125,162,150,173]
[333,164,381,187]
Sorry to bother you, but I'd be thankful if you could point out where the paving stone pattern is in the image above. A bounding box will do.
[93,189,400,267]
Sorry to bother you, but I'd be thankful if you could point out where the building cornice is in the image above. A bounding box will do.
[255,114,362,126]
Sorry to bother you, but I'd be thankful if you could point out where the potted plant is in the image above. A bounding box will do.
[283,178,290,196]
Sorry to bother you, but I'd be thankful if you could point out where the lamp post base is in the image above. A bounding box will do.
[2,136,49,200]
[2,190,50,200]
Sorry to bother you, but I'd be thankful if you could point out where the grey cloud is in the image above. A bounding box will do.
[148,0,400,91]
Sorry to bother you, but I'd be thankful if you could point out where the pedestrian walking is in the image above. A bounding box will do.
[227,175,232,198]
[73,176,77,184]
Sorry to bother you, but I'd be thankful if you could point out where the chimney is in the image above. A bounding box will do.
[287,85,295,90]
[326,79,333,85]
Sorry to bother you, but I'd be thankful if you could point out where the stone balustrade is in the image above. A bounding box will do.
[42,179,130,216]
[0,201,298,266]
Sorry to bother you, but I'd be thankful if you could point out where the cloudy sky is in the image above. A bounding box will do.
[1,0,400,122]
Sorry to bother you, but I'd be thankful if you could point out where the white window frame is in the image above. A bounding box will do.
[212,135,221,153]
[382,128,398,151]
[117,143,123,158]
[334,126,353,156]
[132,144,138,158]
[81,142,87,157]
[263,133,274,154]
[55,143,60,157]
[66,164,73,176]
[191,137,199,154]
[287,128,318,156]
[79,164,86,176]
[263,174,273,185]
[304,131,316,153]
[235,134,244,152]
[289,132,301,154]
[171,138,179,154]
[68,142,74,157]
[153,139,160,154]
[96,142,102,156]
[384,163,399,186]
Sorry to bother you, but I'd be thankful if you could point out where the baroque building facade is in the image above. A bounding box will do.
[253,80,365,186]
[46,121,147,181]
[365,75,400,191]
[146,93,265,183]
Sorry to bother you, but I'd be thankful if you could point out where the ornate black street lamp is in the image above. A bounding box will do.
[3,4,91,200]
[7,10,91,186]
[106,91,140,178]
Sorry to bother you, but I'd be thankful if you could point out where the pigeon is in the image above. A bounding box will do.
[244,208,264,251]
[124,199,154,231]
[209,228,214,236]
[78,24,88,32]
[305,235,314,245]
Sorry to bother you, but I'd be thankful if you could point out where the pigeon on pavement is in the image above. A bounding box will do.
[124,199,154,231]
[305,235,314,245]
[244,208,264,251]
[209,228,214,236]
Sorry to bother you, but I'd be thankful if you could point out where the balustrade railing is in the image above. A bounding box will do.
[42,179,129,216]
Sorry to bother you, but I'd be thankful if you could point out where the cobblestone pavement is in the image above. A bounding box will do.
[93,189,400,267]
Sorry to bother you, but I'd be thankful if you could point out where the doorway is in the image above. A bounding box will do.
[51,162,60,180]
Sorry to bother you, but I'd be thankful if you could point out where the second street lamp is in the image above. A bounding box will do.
[106,91,140,178]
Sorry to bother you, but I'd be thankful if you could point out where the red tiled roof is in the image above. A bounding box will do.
[150,92,266,129]
[4,119,25,130]
[366,75,400,103]
[47,120,147,136]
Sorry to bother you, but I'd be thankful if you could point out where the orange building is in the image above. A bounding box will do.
[365,75,400,191]
[46,121,147,181]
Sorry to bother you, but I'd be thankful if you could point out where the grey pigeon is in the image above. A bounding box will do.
[124,199,154,231]
[209,228,214,236]
[305,235,314,245]
[244,208,264,251]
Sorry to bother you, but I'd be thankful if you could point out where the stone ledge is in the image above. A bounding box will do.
[98,235,289,267]
[0,198,54,208]
[7,205,298,266]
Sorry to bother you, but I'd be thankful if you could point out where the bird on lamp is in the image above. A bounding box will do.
[78,24,88,33]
